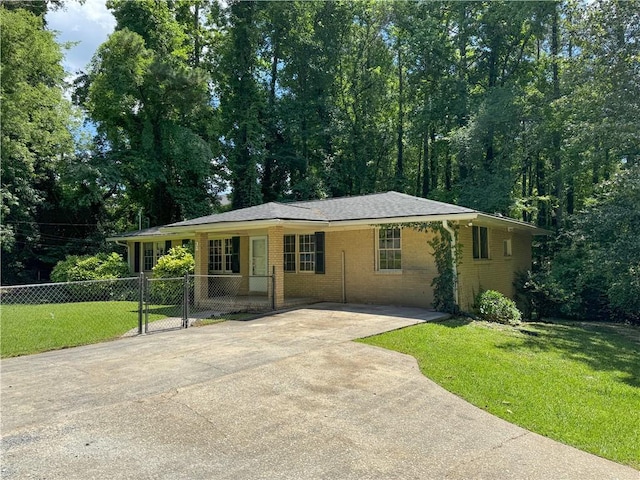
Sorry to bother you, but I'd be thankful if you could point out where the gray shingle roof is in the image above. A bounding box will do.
[166,191,474,228]
[294,191,474,221]
[107,226,166,239]
[169,202,328,227]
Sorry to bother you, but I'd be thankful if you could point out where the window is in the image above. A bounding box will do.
[283,235,296,272]
[154,241,165,264]
[299,234,316,272]
[473,226,489,259]
[503,239,512,257]
[208,238,234,273]
[378,227,401,270]
[283,233,325,273]
[143,242,154,271]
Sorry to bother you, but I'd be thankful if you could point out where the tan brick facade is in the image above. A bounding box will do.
[283,227,438,308]
[456,224,532,310]
[126,222,533,312]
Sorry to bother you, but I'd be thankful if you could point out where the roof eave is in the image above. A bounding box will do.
[161,218,330,234]
[327,213,478,228]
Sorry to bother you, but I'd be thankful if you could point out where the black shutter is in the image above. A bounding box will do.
[165,240,172,254]
[315,232,325,274]
[134,242,141,273]
[231,236,240,273]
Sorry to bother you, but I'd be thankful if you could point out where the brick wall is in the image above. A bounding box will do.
[456,225,532,310]
[284,227,438,308]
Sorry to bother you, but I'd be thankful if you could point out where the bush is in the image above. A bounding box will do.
[150,247,195,304]
[476,290,522,325]
[51,252,130,282]
[151,246,194,278]
[50,252,131,301]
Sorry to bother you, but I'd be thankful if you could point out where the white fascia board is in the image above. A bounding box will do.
[106,233,183,243]
[474,213,550,234]
[161,219,330,235]
[326,213,479,229]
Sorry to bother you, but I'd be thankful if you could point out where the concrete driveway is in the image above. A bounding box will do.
[1,303,637,479]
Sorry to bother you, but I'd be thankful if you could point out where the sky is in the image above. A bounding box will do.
[47,0,116,76]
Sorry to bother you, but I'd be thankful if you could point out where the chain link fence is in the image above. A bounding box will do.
[189,275,273,321]
[1,278,143,358]
[1,273,276,357]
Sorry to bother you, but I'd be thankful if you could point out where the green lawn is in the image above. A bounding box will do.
[359,318,640,469]
[1,301,175,358]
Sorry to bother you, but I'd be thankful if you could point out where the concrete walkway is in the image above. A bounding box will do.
[1,303,637,479]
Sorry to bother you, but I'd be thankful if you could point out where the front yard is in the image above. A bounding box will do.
[0,301,174,357]
[359,318,640,469]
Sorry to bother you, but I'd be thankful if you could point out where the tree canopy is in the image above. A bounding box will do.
[1,0,638,322]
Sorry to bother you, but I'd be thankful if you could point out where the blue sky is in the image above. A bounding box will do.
[47,0,115,76]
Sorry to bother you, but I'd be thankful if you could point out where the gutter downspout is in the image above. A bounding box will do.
[441,220,459,307]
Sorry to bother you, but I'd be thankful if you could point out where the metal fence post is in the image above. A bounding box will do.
[144,275,149,334]
[183,273,189,328]
[271,265,276,311]
[138,272,144,335]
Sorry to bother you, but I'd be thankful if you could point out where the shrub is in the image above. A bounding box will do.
[476,290,522,325]
[151,246,194,278]
[51,252,129,282]
[50,253,131,301]
[150,247,195,304]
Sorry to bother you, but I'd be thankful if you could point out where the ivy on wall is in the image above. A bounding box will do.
[381,222,462,313]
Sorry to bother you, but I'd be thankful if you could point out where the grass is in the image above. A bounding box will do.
[1,301,174,358]
[358,318,640,469]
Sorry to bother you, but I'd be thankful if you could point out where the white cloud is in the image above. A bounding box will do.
[47,0,116,75]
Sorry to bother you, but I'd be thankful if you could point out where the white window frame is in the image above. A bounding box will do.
[298,234,316,272]
[473,226,490,260]
[283,234,297,272]
[377,227,402,271]
[143,242,155,271]
[209,237,234,274]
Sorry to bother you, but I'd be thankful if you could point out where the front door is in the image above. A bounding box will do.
[249,236,268,293]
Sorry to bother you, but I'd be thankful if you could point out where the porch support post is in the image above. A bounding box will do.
[267,225,285,309]
[194,232,208,307]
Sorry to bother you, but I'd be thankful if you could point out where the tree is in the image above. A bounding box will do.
[1,7,74,283]
[218,0,264,209]
[531,165,640,323]
[80,0,220,227]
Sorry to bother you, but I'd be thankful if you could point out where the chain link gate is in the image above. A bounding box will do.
[1,271,277,355]
[141,273,275,333]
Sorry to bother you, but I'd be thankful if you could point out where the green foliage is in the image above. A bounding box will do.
[151,246,195,278]
[81,1,220,226]
[521,166,640,324]
[49,253,131,302]
[0,7,74,283]
[150,246,194,304]
[401,222,461,313]
[51,253,130,283]
[476,290,522,325]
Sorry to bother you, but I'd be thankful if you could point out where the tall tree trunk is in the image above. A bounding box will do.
[429,130,437,191]
[551,3,562,230]
[421,130,430,197]
[395,44,404,191]
[536,153,547,228]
